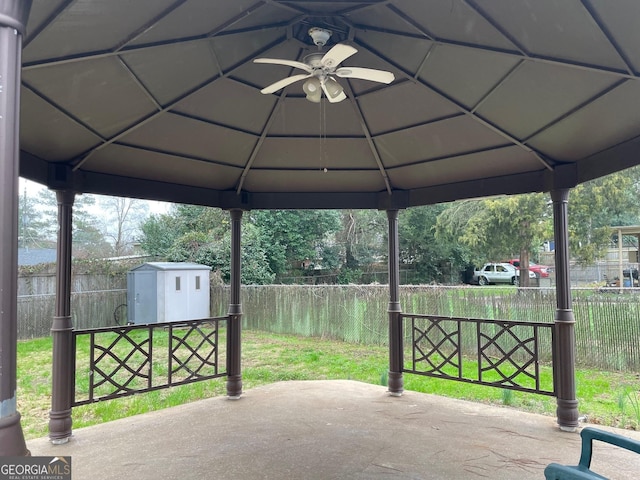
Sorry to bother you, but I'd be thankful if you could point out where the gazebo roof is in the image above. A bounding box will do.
[19,0,640,210]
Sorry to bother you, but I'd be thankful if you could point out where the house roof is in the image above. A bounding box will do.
[18,1,640,210]
[17,248,57,266]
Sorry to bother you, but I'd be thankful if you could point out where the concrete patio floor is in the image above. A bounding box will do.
[27,380,640,479]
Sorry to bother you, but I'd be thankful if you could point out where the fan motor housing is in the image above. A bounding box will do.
[303,53,325,69]
[308,27,332,46]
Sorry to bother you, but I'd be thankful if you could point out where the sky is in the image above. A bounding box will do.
[19,177,171,215]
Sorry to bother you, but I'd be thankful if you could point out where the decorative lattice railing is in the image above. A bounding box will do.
[73,317,227,406]
[402,314,555,396]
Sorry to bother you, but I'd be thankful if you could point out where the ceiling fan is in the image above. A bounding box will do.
[253,27,395,103]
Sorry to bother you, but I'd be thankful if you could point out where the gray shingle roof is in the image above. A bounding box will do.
[18,248,56,266]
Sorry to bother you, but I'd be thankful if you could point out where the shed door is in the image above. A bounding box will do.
[134,271,157,324]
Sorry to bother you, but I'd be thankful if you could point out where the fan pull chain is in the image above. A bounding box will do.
[319,98,327,173]
[319,98,322,169]
[322,98,327,172]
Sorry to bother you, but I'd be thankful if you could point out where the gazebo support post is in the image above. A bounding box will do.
[387,209,403,396]
[227,209,243,398]
[551,189,579,431]
[0,0,32,457]
[49,190,75,443]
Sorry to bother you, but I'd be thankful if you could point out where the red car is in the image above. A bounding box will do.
[505,259,552,278]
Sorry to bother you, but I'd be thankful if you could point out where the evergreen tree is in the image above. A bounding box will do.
[436,194,550,286]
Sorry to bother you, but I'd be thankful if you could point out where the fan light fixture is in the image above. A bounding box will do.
[323,77,344,101]
[303,77,322,103]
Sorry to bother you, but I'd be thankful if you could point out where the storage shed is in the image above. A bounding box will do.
[127,262,211,325]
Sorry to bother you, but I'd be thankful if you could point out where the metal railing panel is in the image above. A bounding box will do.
[402,314,555,396]
[72,317,228,406]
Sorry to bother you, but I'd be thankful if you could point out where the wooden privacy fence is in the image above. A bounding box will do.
[18,289,127,339]
[17,284,640,371]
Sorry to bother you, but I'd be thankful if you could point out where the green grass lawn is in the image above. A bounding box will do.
[17,330,640,440]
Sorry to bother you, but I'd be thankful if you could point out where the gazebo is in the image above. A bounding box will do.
[3,0,640,456]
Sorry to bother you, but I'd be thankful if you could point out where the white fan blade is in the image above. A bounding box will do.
[321,82,347,103]
[321,44,357,68]
[254,58,313,74]
[260,73,311,94]
[335,67,395,84]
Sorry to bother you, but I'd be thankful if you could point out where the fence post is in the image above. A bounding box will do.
[551,188,579,431]
[226,209,243,398]
[49,190,75,443]
[0,0,31,456]
[387,209,403,396]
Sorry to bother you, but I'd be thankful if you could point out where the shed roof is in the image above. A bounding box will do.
[131,262,212,272]
[18,1,640,210]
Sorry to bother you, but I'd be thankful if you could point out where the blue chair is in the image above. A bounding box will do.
[544,427,640,479]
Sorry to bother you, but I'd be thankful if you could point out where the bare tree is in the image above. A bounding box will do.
[97,196,148,256]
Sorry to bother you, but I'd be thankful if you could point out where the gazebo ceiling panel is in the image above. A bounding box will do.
[375,116,510,168]
[22,0,178,63]
[209,28,285,73]
[389,146,543,190]
[221,2,298,31]
[83,144,240,191]
[121,41,219,107]
[267,98,363,137]
[290,3,352,14]
[22,57,159,138]
[253,138,376,170]
[390,0,518,51]
[355,29,434,76]
[241,170,387,194]
[23,0,67,42]
[17,1,640,209]
[476,62,621,141]
[127,0,262,47]
[20,87,102,162]
[347,4,426,36]
[528,81,640,162]
[119,113,257,167]
[173,78,278,134]
[589,0,640,73]
[478,0,627,70]
[419,44,521,110]
[358,82,460,136]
